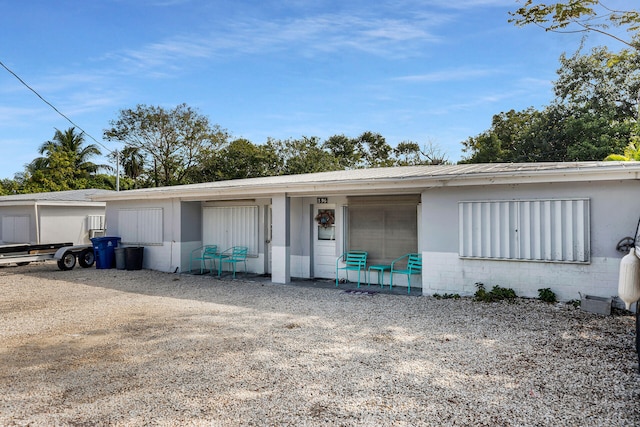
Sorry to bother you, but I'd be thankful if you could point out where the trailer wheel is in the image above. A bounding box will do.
[78,248,95,268]
[57,252,76,271]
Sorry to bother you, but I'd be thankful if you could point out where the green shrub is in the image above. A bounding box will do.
[567,299,581,308]
[474,282,517,303]
[538,288,557,303]
[433,293,460,300]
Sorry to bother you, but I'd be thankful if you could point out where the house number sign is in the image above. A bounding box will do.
[317,197,328,204]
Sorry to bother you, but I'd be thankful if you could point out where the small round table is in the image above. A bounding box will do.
[368,264,391,287]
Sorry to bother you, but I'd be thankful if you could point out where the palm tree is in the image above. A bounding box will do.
[119,146,145,181]
[604,138,640,161]
[36,127,103,177]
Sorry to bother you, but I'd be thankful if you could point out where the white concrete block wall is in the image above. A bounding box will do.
[422,251,622,301]
[138,242,173,273]
[290,255,310,278]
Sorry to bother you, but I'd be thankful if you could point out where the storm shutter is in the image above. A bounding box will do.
[203,206,259,256]
[459,199,590,263]
[118,208,163,245]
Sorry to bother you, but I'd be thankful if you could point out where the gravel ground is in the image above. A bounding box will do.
[0,262,639,426]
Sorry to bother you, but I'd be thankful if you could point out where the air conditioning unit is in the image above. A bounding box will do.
[87,215,105,231]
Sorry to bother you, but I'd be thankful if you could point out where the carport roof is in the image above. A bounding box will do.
[91,162,640,201]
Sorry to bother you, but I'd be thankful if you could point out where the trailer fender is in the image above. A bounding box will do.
[53,245,93,260]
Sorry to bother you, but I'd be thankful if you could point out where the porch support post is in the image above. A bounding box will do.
[420,191,428,296]
[271,194,290,284]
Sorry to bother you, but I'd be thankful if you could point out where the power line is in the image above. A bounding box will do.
[0,58,112,154]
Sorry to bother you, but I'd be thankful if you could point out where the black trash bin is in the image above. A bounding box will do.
[125,246,144,270]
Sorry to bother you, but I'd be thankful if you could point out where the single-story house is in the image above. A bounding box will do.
[92,162,640,302]
[0,189,110,245]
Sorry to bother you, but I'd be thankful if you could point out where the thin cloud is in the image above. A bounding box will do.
[425,0,516,9]
[105,11,449,74]
[395,68,500,83]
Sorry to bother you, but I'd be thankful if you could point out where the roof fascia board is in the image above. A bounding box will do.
[0,201,105,207]
[91,168,640,202]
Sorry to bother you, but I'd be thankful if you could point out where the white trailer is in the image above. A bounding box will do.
[0,242,95,270]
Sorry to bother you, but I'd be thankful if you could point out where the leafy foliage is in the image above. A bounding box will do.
[474,283,517,303]
[509,1,640,49]
[462,44,640,163]
[15,127,108,193]
[538,288,558,303]
[432,293,461,300]
[3,101,451,193]
[104,103,228,187]
[188,138,281,182]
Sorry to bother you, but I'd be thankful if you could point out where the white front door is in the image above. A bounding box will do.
[313,205,336,278]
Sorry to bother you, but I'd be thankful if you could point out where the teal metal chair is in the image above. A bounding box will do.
[220,246,249,278]
[188,245,218,274]
[335,251,368,287]
[390,253,422,294]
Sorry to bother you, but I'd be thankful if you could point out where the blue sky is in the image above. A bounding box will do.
[0,0,630,180]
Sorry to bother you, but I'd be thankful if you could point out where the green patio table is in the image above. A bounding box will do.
[368,264,391,288]
[209,252,230,277]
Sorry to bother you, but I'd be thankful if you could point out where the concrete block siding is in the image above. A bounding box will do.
[422,251,622,302]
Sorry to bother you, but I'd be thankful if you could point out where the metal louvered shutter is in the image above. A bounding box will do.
[459,199,590,263]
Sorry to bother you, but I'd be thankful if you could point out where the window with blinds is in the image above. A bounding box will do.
[458,199,590,263]
[118,208,163,245]
[347,195,419,264]
[203,206,259,256]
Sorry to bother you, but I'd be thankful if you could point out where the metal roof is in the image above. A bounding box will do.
[0,189,112,204]
[92,162,640,201]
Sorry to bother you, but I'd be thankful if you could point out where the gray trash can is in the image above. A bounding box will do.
[114,247,126,270]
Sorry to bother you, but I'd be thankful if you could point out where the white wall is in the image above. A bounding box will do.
[40,206,105,245]
[105,199,176,272]
[420,181,640,301]
[0,204,105,245]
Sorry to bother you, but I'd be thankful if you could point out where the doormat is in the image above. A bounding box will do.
[343,289,378,296]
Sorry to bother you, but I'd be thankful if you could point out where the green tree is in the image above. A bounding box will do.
[19,127,106,192]
[554,45,639,159]
[461,44,640,163]
[189,138,281,182]
[394,141,449,165]
[461,108,546,163]
[555,46,640,117]
[0,178,20,195]
[604,140,640,160]
[104,104,228,187]
[323,134,362,169]
[268,137,340,175]
[510,1,640,49]
[119,146,145,183]
[36,127,102,176]
[356,131,394,167]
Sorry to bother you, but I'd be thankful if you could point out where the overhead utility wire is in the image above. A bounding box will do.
[1,59,121,190]
[0,59,111,153]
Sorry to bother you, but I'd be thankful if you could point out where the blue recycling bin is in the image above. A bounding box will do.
[91,237,121,269]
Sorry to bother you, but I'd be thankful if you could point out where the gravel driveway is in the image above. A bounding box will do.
[1,262,639,426]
